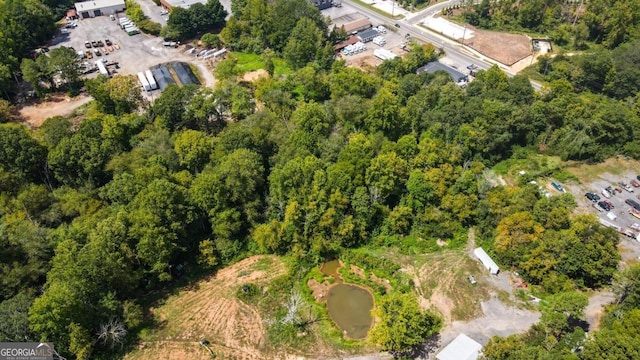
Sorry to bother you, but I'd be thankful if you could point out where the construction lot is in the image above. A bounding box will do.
[49,15,214,87]
[322,5,409,69]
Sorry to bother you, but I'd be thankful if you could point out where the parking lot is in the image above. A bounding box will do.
[322,5,409,69]
[50,15,214,87]
[561,165,640,265]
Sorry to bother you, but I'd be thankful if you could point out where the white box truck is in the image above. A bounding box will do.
[96,59,109,76]
[145,70,158,90]
[137,72,151,91]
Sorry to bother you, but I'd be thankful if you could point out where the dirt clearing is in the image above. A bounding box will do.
[18,93,92,128]
[125,255,286,360]
[465,27,531,66]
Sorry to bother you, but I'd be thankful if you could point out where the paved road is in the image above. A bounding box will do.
[342,0,542,90]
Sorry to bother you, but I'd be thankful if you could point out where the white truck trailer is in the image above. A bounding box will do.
[137,72,151,91]
[96,59,109,76]
[145,70,158,90]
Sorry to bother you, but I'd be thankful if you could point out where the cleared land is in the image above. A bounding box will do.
[18,93,92,128]
[464,26,531,66]
[124,255,286,360]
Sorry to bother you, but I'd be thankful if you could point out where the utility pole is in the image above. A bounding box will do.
[461,24,467,45]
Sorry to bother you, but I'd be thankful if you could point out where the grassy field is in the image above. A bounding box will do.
[400,249,492,322]
[233,52,292,77]
[124,255,288,360]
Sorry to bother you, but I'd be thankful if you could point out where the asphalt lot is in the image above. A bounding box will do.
[563,170,640,264]
[49,15,215,87]
[134,0,168,24]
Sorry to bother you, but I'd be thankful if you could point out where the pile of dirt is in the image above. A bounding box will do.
[125,255,286,360]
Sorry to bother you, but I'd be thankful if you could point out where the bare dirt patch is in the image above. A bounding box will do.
[307,278,332,303]
[351,264,366,279]
[585,291,616,331]
[125,255,286,360]
[17,93,92,128]
[370,274,392,293]
[241,69,269,83]
[465,27,531,66]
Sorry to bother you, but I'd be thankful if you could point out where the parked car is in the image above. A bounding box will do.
[598,201,611,211]
[602,188,612,198]
[632,179,640,187]
[604,199,615,209]
[85,41,92,48]
[620,182,634,192]
[615,187,623,193]
[467,275,477,285]
[637,175,640,181]
[105,39,112,46]
[606,186,617,195]
[551,181,565,192]
[93,48,101,56]
[585,192,600,202]
[97,40,104,47]
[91,41,98,47]
[631,223,640,231]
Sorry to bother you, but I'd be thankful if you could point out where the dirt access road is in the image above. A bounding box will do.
[18,93,93,128]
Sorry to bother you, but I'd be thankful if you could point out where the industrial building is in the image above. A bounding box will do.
[74,0,125,19]
[373,49,397,61]
[436,334,483,360]
[341,18,372,34]
[159,0,206,9]
[356,28,379,43]
[417,61,469,84]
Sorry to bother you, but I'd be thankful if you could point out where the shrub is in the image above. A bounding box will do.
[138,19,162,35]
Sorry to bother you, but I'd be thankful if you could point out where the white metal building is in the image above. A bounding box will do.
[75,0,126,19]
[436,333,482,360]
[160,0,207,9]
[473,247,499,275]
[373,49,397,61]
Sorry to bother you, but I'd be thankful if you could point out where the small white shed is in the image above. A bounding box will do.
[436,333,483,360]
[473,247,499,275]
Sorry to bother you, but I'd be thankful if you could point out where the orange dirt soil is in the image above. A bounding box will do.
[18,93,93,128]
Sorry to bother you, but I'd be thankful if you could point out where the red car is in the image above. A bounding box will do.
[604,200,615,209]
[632,179,640,187]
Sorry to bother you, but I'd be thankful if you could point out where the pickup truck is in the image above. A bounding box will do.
[619,182,634,193]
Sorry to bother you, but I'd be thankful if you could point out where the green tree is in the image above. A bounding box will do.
[48,46,82,89]
[0,123,47,183]
[173,129,213,173]
[283,17,330,69]
[369,292,442,352]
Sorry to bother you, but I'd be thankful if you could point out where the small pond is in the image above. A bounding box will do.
[320,259,341,278]
[326,284,374,339]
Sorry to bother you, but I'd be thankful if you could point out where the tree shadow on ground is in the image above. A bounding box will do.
[390,333,441,359]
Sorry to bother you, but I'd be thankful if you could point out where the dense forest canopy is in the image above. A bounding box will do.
[2,0,640,359]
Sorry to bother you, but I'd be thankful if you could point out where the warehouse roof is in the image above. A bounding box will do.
[75,0,125,12]
[417,61,468,83]
[162,0,207,9]
[436,334,482,360]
